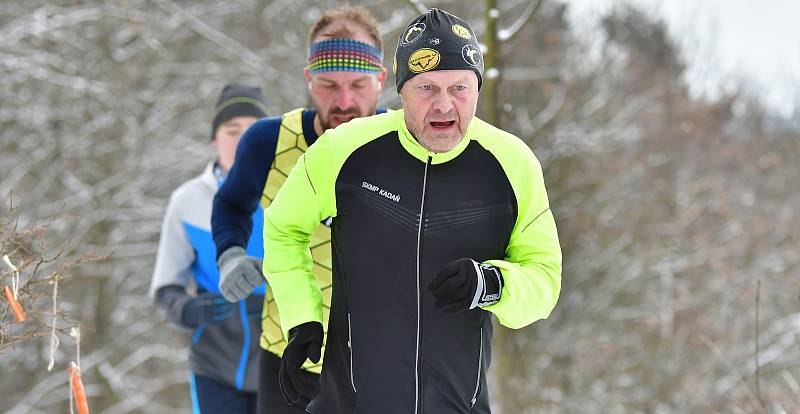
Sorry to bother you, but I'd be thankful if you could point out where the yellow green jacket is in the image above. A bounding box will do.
[264,109,561,413]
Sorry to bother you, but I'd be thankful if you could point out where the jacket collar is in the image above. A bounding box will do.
[395,109,476,165]
[200,161,219,190]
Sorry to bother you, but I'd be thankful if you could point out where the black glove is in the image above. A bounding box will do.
[181,292,237,327]
[279,321,323,406]
[428,258,504,314]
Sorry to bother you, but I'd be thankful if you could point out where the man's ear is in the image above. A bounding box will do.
[304,67,312,86]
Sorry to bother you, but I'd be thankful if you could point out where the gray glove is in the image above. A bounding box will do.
[218,246,264,302]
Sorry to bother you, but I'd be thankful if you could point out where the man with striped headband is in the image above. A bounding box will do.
[211,6,386,413]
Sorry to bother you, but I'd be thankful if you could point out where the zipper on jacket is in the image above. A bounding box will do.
[470,325,484,407]
[347,312,357,393]
[415,156,432,414]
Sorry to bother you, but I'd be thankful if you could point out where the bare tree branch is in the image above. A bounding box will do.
[402,0,428,15]
[149,0,278,80]
[498,0,544,42]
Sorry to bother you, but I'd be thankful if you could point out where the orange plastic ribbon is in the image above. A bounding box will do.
[68,362,90,414]
[3,285,25,322]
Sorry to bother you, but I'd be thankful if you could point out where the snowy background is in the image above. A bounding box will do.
[1,0,798,413]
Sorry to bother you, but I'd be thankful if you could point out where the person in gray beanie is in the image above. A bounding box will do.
[264,8,562,414]
[150,83,267,413]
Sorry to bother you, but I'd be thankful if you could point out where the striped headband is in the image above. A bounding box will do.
[307,38,384,75]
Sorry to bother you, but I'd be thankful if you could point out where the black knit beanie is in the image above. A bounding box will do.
[394,8,484,93]
[211,83,268,139]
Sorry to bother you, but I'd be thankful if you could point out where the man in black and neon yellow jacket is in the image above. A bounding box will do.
[211,6,388,414]
[264,8,562,414]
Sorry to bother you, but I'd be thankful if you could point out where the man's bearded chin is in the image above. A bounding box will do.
[320,104,376,130]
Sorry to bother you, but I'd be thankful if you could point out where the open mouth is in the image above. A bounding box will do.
[429,120,456,130]
[332,115,355,124]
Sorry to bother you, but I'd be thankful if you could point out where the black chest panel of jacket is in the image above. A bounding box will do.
[309,133,517,414]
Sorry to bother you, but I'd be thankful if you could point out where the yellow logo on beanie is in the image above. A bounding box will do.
[408,48,441,73]
[393,54,397,74]
[452,24,471,39]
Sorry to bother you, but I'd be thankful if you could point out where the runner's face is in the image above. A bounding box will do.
[308,71,383,130]
[307,30,385,132]
[213,116,258,171]
[400,70,479,153]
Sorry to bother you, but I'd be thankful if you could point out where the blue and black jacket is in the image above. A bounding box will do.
[150,162,264,392]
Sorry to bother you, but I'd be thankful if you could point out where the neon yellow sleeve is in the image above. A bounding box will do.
[263,111,398,338]
[263,133,337,338]
[480,129,562,329]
